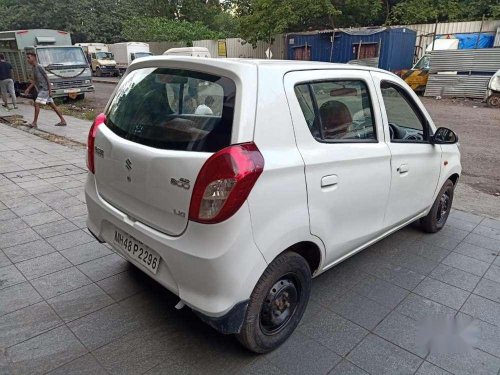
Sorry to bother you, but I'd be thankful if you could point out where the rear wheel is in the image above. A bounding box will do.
[236,252,311,353]
[420,179,454,233]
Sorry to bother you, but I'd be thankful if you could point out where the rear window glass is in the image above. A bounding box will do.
[106,68,236,152]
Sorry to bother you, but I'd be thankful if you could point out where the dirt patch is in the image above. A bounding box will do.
[0,115,85,149]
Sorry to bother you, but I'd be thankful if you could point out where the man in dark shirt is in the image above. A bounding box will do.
[0,54,17,109]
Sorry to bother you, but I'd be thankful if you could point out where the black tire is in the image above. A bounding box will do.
[236,252,311,353]
[95,68,102,77]
[421,179,455,233]
[486,94,500,108]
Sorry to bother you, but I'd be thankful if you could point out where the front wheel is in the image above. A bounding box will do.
[236,252,311,353]
[421,179,455,233]
[486,94,500,108]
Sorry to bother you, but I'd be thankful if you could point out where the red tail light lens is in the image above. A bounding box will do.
[189,142,264,224]
[87,113,106,174]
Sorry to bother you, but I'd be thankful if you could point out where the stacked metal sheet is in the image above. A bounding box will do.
[424,48,499,98]
[429,49,500,73]
[424,75,492,99]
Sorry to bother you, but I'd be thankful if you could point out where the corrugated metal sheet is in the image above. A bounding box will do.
[347,57,379,68]
[429,49,500,73]
[424,74,492,98]
[192,36,286,59]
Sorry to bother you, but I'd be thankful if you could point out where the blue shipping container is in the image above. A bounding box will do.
[287,27,417,71]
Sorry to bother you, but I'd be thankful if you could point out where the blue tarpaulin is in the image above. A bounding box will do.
[437,33,495,49]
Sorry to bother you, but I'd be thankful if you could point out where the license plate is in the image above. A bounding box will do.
[63,88,81,93]
[113,230,161,274]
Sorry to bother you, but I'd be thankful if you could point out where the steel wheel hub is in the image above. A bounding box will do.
[260,277,299,335]
[437,192,450,225]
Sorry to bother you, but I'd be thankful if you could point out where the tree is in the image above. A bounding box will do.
[122,17,221,43]
[238,0,340,47]
[389,0,463,24]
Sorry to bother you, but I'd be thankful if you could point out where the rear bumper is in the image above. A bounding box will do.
[85,173,267,325]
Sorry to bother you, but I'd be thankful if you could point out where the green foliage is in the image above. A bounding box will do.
[122,17,221,43]
[0,0,497,45]
[238,0,339,47]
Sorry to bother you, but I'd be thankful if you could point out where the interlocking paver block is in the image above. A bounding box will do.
[330,291,391,330]
[427,348,500,375]
[461,294,500,327]
[68,303,141,351]
[329,360,368,375]
[464,233,500,252]
[16,252,72,280]
[397,293,457,322]
[31,267,92,299]
[3,326,87,375]
[61,241,113,266]
[265,331,341,375]
[32,219,79,238]
[0,301,61,349]
[46,229,95,251]
[454,241,498,263]
[0,282,42,316]
[2,239,55,263]
[0,228,41,248]
[430,263,480,292]
[414,277,470,310]
[474,278,500,304]
[351,274,409,309]
[348,334,423,374]
[47,284,114,323]
[442,252,490,277]
[77,253,130,282]
[46,354,108,375]
[299,305,367,356]
[0,264,26,290]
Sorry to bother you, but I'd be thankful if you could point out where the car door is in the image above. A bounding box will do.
[370,72,442,227]
[284,70,392,267]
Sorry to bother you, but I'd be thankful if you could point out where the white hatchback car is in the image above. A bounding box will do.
[85,57,461,353]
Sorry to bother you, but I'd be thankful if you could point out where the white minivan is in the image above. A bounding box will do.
[85,57,461,353]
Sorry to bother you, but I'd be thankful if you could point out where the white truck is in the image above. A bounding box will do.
[0,29,94,99]
[163,47,211,58]
[108,42,152,75]
[75,43,118,77]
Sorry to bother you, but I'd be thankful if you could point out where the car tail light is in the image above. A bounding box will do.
[189,142,264,224]
[86,113,106,174]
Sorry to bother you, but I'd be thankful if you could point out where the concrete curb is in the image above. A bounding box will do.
[92,78,119,85]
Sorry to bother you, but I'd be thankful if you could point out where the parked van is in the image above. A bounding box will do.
[108,42,152,75]
[163,47,211,58]
[75,43,118,77]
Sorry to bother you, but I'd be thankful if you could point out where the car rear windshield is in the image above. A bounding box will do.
[106,67,236,152]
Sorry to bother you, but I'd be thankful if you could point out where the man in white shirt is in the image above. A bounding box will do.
[195,95,214,115]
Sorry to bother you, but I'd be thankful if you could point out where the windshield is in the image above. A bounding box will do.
[413,55,430,70]
[96,52,114,60]
[37,47,88,67]
[133,52,152,60]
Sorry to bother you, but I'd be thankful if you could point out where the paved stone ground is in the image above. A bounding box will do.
[0,125,500,375]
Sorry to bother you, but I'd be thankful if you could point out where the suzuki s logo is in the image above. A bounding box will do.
[125,159,132,171]
[170,178,190,190]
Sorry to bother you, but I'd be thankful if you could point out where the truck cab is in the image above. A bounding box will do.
[0,29,94,100]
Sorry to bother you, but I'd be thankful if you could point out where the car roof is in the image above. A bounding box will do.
[136,56,395,76]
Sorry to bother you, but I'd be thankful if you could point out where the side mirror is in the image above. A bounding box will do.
[431,127,458,144]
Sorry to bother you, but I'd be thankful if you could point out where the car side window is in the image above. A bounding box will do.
[380,81,429,142]
[295,80,376,142]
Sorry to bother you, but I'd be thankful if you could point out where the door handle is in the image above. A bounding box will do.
[397,164,409,174]
[321,174,339,188]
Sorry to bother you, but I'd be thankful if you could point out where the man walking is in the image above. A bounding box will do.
[0,54,17,110]
[24,51,66,128]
